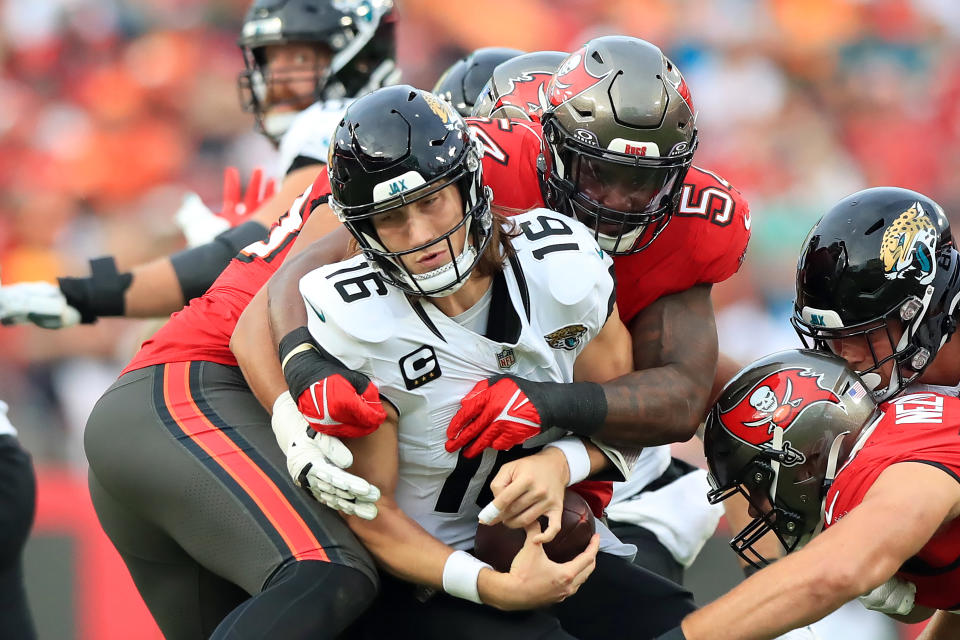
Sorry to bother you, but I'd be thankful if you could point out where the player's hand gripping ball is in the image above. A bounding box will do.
[474,489,595,572]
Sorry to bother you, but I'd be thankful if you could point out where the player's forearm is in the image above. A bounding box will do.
[598,364,710,446]
[680,547,870,640]
[123,257,185,317]
[344,500,454,589]
[232,287,287,411]
[267,250,313,348]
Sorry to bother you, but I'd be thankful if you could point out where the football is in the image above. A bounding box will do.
[473,489,596,572]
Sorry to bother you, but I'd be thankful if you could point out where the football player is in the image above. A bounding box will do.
[248,36,749,581]
[286,84,694,640]
[432,47,524,117]
[261,33,748,460]
[0,401,36,640]
[0,0,396,329]
[657,346,960,640]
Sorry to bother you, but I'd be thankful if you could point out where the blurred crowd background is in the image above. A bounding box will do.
[1,0,957,637]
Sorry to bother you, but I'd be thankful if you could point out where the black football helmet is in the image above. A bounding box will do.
[238,0,398,142]
[328,85,493,297]
[432,47,525,117]
[704,349,878,568]
[539,36,698,255]
[792,187,960,401]
[471,50,567,122]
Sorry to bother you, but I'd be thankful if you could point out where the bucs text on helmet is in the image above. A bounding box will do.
[792,187,960,401]
[433,47,525,117]
[538,36,698,255]
[238,0,398,142]
[328,85,493,297]
[704,349,879,568]
[471,50,568,122]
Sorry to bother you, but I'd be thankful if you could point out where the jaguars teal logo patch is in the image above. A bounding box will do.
[544,324,587,351]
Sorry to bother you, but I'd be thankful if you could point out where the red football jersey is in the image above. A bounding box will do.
[123,171,333,373]
[612,166,750,323]
[824,391,960,610]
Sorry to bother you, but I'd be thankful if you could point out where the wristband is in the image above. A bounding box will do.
[279,327,370,398]
[441,550,491,604]
[654,626,687,640]
[58,256,132,323]
[545,438,591,485]
[520,380,607,437]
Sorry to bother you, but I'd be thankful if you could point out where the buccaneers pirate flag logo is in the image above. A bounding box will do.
[719,367,843,464]
[548,47,612,106]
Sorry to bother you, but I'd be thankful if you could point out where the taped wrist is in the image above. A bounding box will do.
[57,256,132,323]
[171,220,268,301]
[442,550,490,604]
[519,380,607,437]
[279,327,370,398]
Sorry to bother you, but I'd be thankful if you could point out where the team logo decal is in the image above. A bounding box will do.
[495,71,554,119]
[719,367,843,464]
[544,324,588,351]
[423,91,452,123]
[880,201,938,285]
[548,48,612,106]
[496,347,516,370]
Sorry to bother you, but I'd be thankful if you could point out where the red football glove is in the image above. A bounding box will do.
[295,373,387,438]
[218,166,276,227]
[446,376,545,458]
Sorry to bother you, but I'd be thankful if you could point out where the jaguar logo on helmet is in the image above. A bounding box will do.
[880,201,938,285]
[423,91,451,124]
[718,367,843,458]
[548,47,612,106]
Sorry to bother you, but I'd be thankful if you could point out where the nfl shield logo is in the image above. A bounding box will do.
[496,347,516,370]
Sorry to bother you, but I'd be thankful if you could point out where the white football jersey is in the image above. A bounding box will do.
[276,99,351,176]
[301,209,615,549]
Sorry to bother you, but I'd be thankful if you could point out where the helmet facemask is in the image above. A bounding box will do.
[707,424,851,569]
[539,100,697,256]
[794,249,960,401]
[238,44,332,141]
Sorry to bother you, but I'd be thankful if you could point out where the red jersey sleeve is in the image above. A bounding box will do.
[825,391,960,609]
[612,165,751,323]
[467,117,545,213]
[123,170,332,373]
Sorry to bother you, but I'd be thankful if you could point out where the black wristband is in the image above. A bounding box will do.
[517,379,607,437]
[170,220,268,301]
[279,327,370,399]
[57,256,132,323]
[654,626,687,640]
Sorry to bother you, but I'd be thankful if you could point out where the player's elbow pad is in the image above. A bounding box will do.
[57,256,133,323]
[170,220,268,301]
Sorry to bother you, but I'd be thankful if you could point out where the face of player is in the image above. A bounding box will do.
[262,43,332,115]
[824,320,904,390]
[371,185,467,276]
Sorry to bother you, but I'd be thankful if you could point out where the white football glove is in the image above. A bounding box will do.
[272,391,380,520]
[174,192,231,248]
[773,627,821,640]
[858,575,916,616]
[0,282,81,329]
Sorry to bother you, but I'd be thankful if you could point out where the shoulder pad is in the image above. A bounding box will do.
[511,208,613,307]
[299,256,405,345]
[277,99,352,175]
